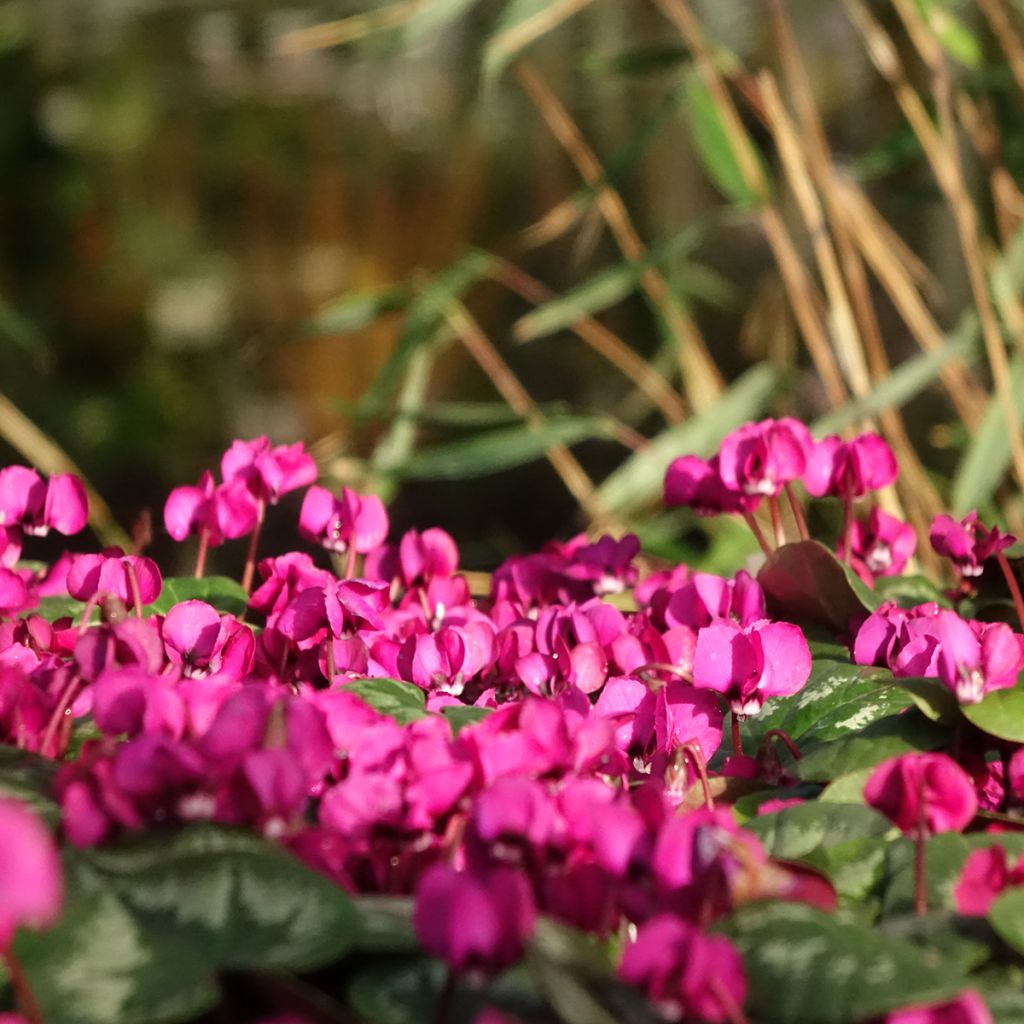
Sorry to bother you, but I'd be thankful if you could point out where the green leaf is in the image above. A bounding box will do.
[874,574,952,609]
[514,225,704,342]
[0,747,60,827]
[361,251,494,411]
[884,832,1024,915]
[886,675,958,723]
[747,660,911,748]
[758,540,879,633]
[718,901,966,1023]
[30,595,89,623]
[818,768,873,804]
[960,684,1024,742]
[309,283,411,335]
[812,323,978,436]
[746,802,892,861]
[144,576,249,617]
[343,678,428,725]
[791,711,946,782]
[352,896,419,953]
[684,70,760,206]
[15,824,361,1024]
[990,887,1024,956]
[952,353,1024,515]
[597,363,777,516]
[441,705,493,734]
[392,418,614,480]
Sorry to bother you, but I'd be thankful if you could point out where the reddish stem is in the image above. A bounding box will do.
[432,968,457,1024]
[193,527,210,579]
[344,543,359,580]
[124,560,145,619]
[769,495,786,548]
[784,482,810,541]
[681,741,715,809]
[839,495,853,563]
[4,949,44,1024]
[742,510,773,557]
[710,975,751,1024]
[39,676,84,759]
[240,499,266,596]
[762,728,802,760]
[996,551,1024,635]
[731,712,744,757]
[324,638,337,684]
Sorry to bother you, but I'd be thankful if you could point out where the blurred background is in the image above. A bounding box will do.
[2,0,1022,575]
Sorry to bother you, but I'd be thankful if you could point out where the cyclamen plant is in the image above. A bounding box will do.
[1,420,1024,1024]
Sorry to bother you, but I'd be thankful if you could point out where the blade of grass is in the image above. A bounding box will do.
[274,0,428,54]
[490,256,686,423]
[0,393,127,548]
[484,0,598,80]
[596,363,778,517]
[514,62,725,413]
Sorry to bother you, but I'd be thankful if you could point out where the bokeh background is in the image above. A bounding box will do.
[2,0,1021,575]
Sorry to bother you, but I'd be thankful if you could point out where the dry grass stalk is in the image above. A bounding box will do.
[650,0,855,411]
[0,393,127,548]
[489,256,688,424]
[487,0,597,72]
[274,0,427,54]
[514,63,724,413]
[444,300,620,531]
[976,0,1024,96]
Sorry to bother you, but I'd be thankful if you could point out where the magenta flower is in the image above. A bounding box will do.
[954,845,1024,915]
[885,991,993,1024]
[692,619,811,715]
[298,485,388,556]
[0,798,63,948]
[864,753,977,837]
[413,862,536,974]
[849,508,917,579]
[718,418,812,497]
[665,570,765,629]
[930,513,1014,579]
[67,550,162,607]
[664,455,749,515]
[0,466,87,537]
[930,612,1023,705]
[162,600,254,678]
[220,437,317,504]
[164,470,260,544]
[619,914,747,1023]
[804,432,898,499]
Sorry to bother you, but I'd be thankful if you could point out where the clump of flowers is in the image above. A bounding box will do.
[0,421,1021,1023]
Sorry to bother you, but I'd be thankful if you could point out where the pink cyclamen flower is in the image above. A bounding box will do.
[0,798,63,948]
[930,612,1023,705]
[849,508,917,579]
[692,619,811,715]
[220,437,317,504]
[664,455,749,515]
[298,485,388,556]
[954,845,1024,915]
[885,991,993,1024]
[718,418,812,497]
[0,466,87,537]
[619,914,747,1024]
[864,753,977,837]
[804,433,898,499]
[930,513,1015,579]
[66,551,162,607]
[413,862,536,974]
[164,470,260,544]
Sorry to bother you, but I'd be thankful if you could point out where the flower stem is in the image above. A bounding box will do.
[996,550,1024,635]
[784,482,810,541]
[769,495,786,547]
[731,712,744,757]
[124,560,144,619]
[681,741,715,809]
[241,499,266,596]
[762,728,802,760]
[4,948,44,1024]
[344,543,359,580]
[193,527,209,579]
[742,510,773,557]
[839,495,853,563]
[432,968,457,1024]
